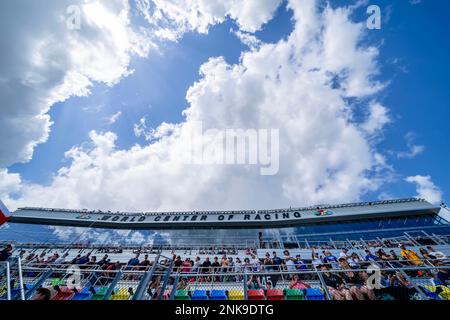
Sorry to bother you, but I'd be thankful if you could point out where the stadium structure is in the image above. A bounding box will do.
[0,198,449,301]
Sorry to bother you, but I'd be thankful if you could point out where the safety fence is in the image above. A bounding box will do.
[1,257,449,301]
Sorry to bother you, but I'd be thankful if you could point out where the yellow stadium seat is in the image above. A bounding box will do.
[112,288,130,300]
[229,289,244,300]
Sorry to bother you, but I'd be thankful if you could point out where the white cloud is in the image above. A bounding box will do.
[406,175,442,204]
[397,132,425,159]
[231,29,262,50]
[3,0,393,212]
[361,102,391,135]
[0,0,152,168]
[136,0,283,41]
[107,111,122,125]
[0,169,22,201]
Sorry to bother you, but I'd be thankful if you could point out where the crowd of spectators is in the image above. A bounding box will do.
[1,241,450,301]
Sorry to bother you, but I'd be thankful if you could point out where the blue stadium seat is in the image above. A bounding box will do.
[192,290,208,300]
[306,288,325,300]
[210,290,227,300]
[73,287,93,300]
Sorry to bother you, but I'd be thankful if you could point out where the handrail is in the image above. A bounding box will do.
[132,253,161,300]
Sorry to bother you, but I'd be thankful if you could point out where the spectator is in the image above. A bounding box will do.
[105,261,122,279]
[201,257,212,274]
[321,264,353,300]
[148,276,161,299]
[212,256,221,273]
[251,254,261,272]
[87,256,97,266]
[247,275,263,290]
[419,248,433,263]
[98,254,109,267]
[192,256,201,273]
[243,257,253,273]
[388,250,404,267]
[289,274,310,290]
[323,250,339,269]
[347,253,361,269]
[77,252,91,265]
[181,258,192,273]
[427,246,447,260]
[32,287,51,301]
[138,254,151,271]
[311,249,323,267]
[339,248,349,259]
[364,249,379,262]
[339,258,376,300]
[54,252,69,265]
[234,257,243,275]
[45,253,59,264]
[263,252,273,271]
[0,244,13,261]
[174,256,183,271]
[272,251,282,271]
[399,245,423,266]
[294,255,307,270]
[71,254,81,264]
[127,254,140,269]
[177,277,190,291]
[285,256,296,272]
[435,268,450,285]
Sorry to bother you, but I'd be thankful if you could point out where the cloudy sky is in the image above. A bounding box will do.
[0,0,449,213]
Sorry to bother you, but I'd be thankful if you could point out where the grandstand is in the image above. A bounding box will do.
[0,198,449,300]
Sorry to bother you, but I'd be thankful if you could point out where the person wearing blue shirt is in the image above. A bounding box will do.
[272,251,282,271]
[77,252,91,265]
[127,254,140,269]
[323,250,340,269]
[294,255,307,270]
[364,249,379,262]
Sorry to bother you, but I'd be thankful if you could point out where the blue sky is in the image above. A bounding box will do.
[1,0,449,211]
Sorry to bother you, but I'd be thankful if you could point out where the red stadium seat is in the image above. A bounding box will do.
[266,289,284,300]
[248,289,265,300]
[52,287,75,300]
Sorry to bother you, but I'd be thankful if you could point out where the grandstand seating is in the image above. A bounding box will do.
[285,289,305,300]
[52,287,75,300]
[210,289,227,300]
[266,289,284,300]
[306,288,325,300]
[192,290,208,300]
[247,289,265,300]
[229,289,244,300]
[1,229,449,301]
[92,287,108,300]
[73,288,93,300]
[112,288,131,300]
[175,290,190,300]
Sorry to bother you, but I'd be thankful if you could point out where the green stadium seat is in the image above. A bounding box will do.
[51,279,65,286]
[92,287,108,300]
[285,289,305,300]
[175,290,190,300]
